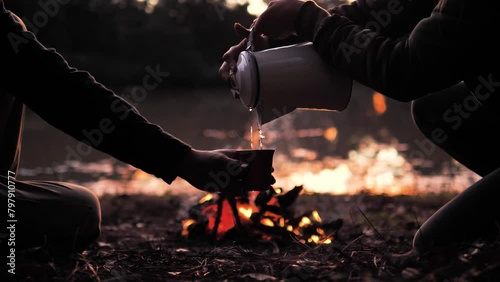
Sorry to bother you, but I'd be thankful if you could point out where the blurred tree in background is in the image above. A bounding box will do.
[4,0,347,89]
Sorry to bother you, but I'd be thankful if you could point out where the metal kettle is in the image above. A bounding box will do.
[229,32,353,125]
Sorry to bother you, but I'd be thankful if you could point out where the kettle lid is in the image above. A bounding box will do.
[235,51,259,109]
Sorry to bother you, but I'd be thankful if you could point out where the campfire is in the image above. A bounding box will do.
[180,185,343,245]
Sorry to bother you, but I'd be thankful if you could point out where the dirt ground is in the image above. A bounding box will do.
[6,191,500,282]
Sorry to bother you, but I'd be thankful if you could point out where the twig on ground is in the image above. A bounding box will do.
[357,206,383,239]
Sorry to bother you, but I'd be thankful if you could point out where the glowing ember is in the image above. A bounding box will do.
[180,186,342,244]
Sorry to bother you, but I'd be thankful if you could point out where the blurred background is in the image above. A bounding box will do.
[6,0,480,196]
[6,0,348,88]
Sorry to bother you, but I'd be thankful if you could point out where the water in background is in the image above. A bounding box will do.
[16,84,480,196]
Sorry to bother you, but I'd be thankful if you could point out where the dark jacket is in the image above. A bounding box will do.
[0,1,191,183]
[296,0,500,108]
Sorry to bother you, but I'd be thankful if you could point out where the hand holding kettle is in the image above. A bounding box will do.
[219,0,320,82]
[219,0,351,125]
[219,21,271,83]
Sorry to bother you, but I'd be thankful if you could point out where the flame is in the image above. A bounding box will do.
[311,210,322,223]
[199,193,214,204]
[299,217,312,227]
[181,188,339,244]
[308,234,320,244]
[239,206,254,219]
[260,218,274,227]
[181,219,195,236]
[201,200,235,238]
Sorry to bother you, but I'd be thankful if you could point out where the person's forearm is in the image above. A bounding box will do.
[1,9,191,184]
[296,1,486,101]
[297,0,437,39]
[268,34,307,48]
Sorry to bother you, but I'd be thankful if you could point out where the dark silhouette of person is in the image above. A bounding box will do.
[220,0,500,257]
[0,1,274,256]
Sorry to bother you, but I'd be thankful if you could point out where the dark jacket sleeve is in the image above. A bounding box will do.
[1,5,191,184]
[265,0,436,49]
[295,0,493,101]
[327,0,438,37]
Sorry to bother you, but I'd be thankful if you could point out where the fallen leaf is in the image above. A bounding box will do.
[97,241,112,247]
[103,260,116,271]
[240,273,277,281]
[401,267,420,279]
[167,272,181,276]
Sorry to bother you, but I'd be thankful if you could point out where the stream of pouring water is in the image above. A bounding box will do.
[249,107,264,150]
[250,108,253,149]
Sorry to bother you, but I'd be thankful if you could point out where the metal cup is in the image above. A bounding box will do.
[219,149,275,192]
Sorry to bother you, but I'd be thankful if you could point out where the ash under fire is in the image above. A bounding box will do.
[180,186,343,245]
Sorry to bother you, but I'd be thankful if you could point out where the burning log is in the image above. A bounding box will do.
[180,186,343,245]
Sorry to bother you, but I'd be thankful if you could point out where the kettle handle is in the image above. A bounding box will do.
[229,74,239,100]
[228,27,256,100]
[246,27,255,52]
[229,27,254,99]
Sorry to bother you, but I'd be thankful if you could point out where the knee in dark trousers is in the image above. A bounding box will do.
[1,177,102,256]
[41,182,102,256]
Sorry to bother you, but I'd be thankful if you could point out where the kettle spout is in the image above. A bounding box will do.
[256,103,297,125]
